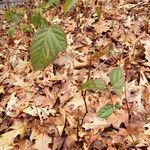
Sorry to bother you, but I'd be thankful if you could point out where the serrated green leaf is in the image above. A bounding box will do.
[80,79,107,91]
[63,0,77,13]
[109,66,124,97]
[30,25,67,71]
[98,103,114,118]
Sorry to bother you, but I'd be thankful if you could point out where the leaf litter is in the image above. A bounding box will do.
[0,0,150,149]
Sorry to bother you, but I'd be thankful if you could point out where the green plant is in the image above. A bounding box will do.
[63,0,78,13]
[81,66,124,118]
[4,9,23,36]
[4,0,78,70]
[30,25,67,71]
[80,79,107,91]
[4,0,60,37]
[48,0,60,7]
[97,102,120,118]
[109,66,124,97]
[31,13,48,27]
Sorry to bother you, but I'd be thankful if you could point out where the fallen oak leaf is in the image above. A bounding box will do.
[82,116,109,132]
[30,129,52,150]
[141,38,150,66]
[16,139,32,150]
[23,105,56,122]
[6,92,29,117]
[0,121,27,149]
[67,92,85,110]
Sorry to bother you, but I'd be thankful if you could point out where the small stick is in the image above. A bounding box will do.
[124,82,131,123]
[81,90,88,125]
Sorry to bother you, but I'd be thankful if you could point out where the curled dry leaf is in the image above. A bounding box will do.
[1,0,150,149]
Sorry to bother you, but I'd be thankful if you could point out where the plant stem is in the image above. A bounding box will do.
[124,82,131,123]
[80,49,92,125]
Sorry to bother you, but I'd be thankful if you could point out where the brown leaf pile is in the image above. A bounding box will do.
[0,0,150,149]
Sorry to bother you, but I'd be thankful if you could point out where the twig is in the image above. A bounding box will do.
[80,48,92,125]
[124,82,131,123]
[81,90,88,125]
[87,49,92,81]
[76,116,80,143]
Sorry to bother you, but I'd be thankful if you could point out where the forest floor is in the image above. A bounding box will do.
[0,0,150,150]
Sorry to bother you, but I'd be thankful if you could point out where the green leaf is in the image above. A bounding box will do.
[31,14,48,27]
[7,23,17,37]
[114,102,120,109]
[109,66,124,97]
[4,10,22,23]
[4,10,14,21]
[12,13,23,23]
[80,79,107,91]
[48,0,60,7]
[98,103,114,118]
[30,25,67,71]
[63,0,77,13]
[20,24,33,33]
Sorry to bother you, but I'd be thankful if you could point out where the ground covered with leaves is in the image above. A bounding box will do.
[0,0,150,149]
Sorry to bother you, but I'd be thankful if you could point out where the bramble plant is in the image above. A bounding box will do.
[4,0,125,119]
[4,0,77,70]
[81,66,124,118]
[30,25,67,71]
